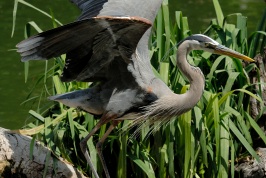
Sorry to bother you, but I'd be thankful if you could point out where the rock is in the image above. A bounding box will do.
[235,147,266,178]
[0,127,87,178]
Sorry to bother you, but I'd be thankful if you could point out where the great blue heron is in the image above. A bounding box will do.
[16,0,254,177]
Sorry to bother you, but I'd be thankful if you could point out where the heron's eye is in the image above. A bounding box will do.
[204,42,215,49]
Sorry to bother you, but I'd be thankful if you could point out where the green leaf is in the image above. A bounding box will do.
[212,0,224,27]
[128,154,156,178]
[29,110,45,122]
[117,121,129,178]
[68,110,78,156]
[218,114,229,178]
[223,71,239,94]
[245,112,266,145]
[229,119,260,161]
[180,109,192,178]
[17,0,62,25]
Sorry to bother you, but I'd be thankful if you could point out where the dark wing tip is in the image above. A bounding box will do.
[16,35,46,61]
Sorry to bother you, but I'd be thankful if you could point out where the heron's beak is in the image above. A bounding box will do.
[214,45,254,62]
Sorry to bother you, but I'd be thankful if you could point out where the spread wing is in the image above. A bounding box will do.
[17,0,163,82]
[17,16,151,81]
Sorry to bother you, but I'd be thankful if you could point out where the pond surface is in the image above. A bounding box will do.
[0,0,264,129]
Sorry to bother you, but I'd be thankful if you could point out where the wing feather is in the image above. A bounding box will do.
[62,16,152,82]
[17,17,151,81]
[17,0,164,82]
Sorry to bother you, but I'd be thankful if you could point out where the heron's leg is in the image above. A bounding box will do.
[80,115,111,178]
[96,120,120,178]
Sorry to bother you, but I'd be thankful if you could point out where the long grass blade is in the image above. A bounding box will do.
[228,119,260,161]
[18,0,62,25]
[218,114,229,178]
[212,0,224,27]
[11,0,18,37]
[128,154,156,178]
[245,112,266,145]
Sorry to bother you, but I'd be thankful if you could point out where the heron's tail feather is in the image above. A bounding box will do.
[48,93,69,101]
[48,88,104,115]
[48,89,89,103]
[16,20,93,62]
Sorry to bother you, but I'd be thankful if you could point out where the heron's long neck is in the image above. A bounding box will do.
[174,41,205,111]
[141,41,205,120]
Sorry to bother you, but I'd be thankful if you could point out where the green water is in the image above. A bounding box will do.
[174,0,264,34]
[0,0,264,129]
[0,0,79,129]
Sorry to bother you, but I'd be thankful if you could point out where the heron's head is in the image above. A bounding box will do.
[180,34,254,62]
